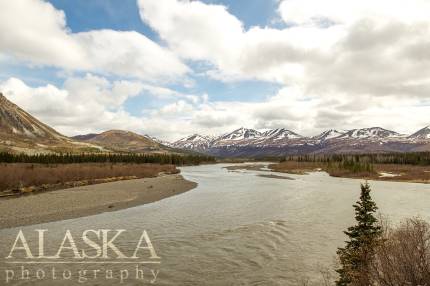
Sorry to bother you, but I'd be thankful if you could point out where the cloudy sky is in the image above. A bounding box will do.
[0,0,429,141]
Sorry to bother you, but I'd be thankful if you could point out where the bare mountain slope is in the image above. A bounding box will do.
[0,92,103,153]
[72,130,172,153]
[409,126,430,140]
[0,92,66,141]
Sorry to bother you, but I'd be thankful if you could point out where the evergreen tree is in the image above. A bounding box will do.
[336,182,382,286]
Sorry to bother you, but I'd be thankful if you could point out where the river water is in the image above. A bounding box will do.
[1,163,430,285]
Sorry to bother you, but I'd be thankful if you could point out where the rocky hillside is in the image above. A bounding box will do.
[409,126,430,140]
[0,92,66,141]
[0,92,104,154]
[72,130,171,153]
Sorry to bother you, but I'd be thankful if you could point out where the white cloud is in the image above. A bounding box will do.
[0,0,85,69]
[0,0,188,81]
[138,0,430,98]
[140,85,181,98]
[138,0,244,70]
[137,0,339,83]
[63,74,144,109]
[278,0,430,26]
[74,30,188,81]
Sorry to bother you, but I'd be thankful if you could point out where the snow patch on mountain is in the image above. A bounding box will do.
[409,125,430,139]
[313,129,346,141]
[217,127,261,141]
[261,128,303,140]
[172,134,213,150]
[337,127,401,139]
[170,125,430,156]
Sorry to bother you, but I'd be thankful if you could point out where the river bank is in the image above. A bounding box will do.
[226,162,430,183]
[0,173,197,229]
[0,163,180,196]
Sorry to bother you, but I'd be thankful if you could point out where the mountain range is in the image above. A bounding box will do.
[171,126,430,157]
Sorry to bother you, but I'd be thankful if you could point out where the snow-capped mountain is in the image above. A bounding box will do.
[409,125,430,139]
[261,128,303,140]
[312,129,346,141]
[210,127,305,148]
[217,127,261,141]
[145,134,173,147]
[171,126,430,157]
[337,127,402,139]
[172,127,305,150]
[172,134,214,150]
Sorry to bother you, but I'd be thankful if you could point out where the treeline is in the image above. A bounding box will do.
[282,152,430,166]
[329,159,374,174]
[0,152,215,165]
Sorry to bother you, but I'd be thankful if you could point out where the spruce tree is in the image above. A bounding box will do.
[336,182,382,286]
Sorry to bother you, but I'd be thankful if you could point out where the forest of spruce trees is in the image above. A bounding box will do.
[0,152,215,165]
[282,152,430,166]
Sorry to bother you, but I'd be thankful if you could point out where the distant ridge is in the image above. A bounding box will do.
[312,129,346,141]
[172,126,430,157]
[171,134,213,151]
[72,133,98,141]
[409,126,430,140]
[73,130,169,153]
[336,127,402,139]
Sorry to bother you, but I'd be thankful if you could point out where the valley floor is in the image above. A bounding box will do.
[270,161,430,183]
[0,174,197,229]
[227,162,430,183]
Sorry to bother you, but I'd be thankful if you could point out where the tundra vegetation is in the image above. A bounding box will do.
[0,152,214,195]
[271,152,430,183]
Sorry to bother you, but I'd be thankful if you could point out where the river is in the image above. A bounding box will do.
[1,163,430,285]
